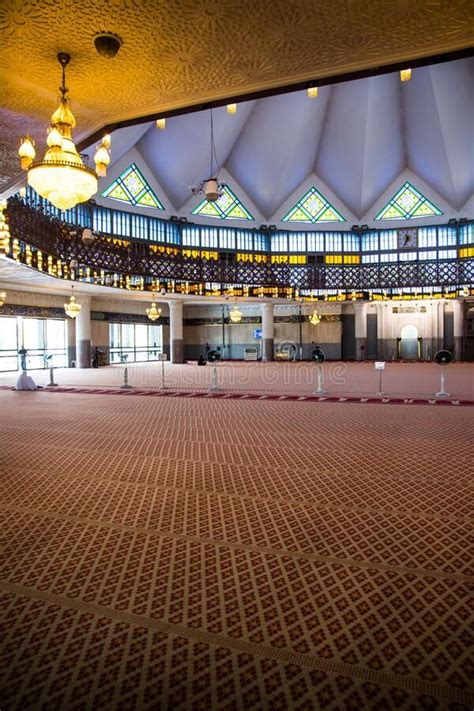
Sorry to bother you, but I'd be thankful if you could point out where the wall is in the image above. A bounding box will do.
[183,303,342,360]
[373,300,447,360]
[1,288,469,367]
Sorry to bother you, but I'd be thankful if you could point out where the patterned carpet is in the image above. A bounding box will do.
[0,390,473,710]
[0,361,473,400]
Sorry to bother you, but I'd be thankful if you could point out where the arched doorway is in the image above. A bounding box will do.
[398,324,421,360]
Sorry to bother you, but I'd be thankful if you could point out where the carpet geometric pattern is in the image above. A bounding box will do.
[0,390,473,710]
[1,361,473,401]
[1,383,472,407]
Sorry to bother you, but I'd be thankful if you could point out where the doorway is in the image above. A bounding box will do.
[398,324,420,360]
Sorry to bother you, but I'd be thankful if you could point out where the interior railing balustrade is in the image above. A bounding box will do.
[3,194,474,298]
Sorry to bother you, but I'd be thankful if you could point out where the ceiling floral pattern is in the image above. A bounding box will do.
[0,0,473,193]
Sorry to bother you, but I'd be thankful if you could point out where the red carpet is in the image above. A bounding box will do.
[0,390,472,709]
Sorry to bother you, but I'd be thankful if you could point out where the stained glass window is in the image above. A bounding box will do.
[282,187,345,223]
[375,182,442,220]
[192,185,253,220]
[102,164,164,209]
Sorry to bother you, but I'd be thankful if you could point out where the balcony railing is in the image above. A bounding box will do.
[4,196,474,294]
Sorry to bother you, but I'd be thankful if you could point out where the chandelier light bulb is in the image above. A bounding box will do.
[47,126,63,148]
[94,139,111,177]
[0,290,6,307]
[18,136,36,170]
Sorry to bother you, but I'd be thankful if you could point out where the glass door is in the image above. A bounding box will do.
[0,316,19,371]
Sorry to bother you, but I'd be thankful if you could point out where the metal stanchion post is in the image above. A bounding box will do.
[374,361,385,396]
[210,366,221,392]
[121,366,133,389]
[47,366,58,387]
[313,364,327,395]
[435,366,450,398]
[158,353,167,389]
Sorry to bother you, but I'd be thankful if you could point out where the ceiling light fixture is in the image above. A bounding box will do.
[156,118,166,130]
[189,109,225,202]
[400,68,412,82]
[307,86,318,99]
[64,285,82,318]
[18,53,111,211]
[0,290,6,307]
[146,301,162,322]
[227,103,237,114]
[229,303,242,323]
[309,310,320,325]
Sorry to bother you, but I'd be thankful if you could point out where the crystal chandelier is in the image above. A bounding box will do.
[0,290,6,307]
[309,310,320,325]
[64,285,82,318]
[229,303,242,323]
[18,53,111,211]
[146,301,162,322]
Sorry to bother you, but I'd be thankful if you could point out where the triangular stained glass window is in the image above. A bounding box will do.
[192,185,254,220]
[282,187,345,223]
[375,182,442,220]
[102,164,164,209]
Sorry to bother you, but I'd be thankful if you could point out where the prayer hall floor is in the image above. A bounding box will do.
[0,360,473,400]
[0,387,472,709]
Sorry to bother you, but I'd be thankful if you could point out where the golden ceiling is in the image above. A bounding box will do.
[0,0,473,194]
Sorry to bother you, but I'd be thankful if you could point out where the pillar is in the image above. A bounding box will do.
[261,303,274,361]
[354,302,367,360]
[431,301,444,356]
[169,300,184,364]
[67,317,76,367]
[75,295,91,368]
[452,299,464,361]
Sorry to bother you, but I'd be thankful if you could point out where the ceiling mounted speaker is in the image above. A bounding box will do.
[204,179,221,202]
[93,32,123,58]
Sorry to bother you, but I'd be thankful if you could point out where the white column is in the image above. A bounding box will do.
[67,317,76,367]
[261,303,274,361]
[375,302,385,359]
[433,301,444,355]
[354,302,367,360]
[169,300,184,364]
[452,299,464,360]
[75,295,91,368]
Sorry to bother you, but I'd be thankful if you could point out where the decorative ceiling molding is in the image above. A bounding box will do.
[0,0,473,194]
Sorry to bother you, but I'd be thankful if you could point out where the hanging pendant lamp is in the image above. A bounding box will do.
[18,53,111,211]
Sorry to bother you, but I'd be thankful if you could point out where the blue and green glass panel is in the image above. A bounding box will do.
[192,185,253,220]
[102,164,164,209]
[375,182,442,220]
[282,187,345,223]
